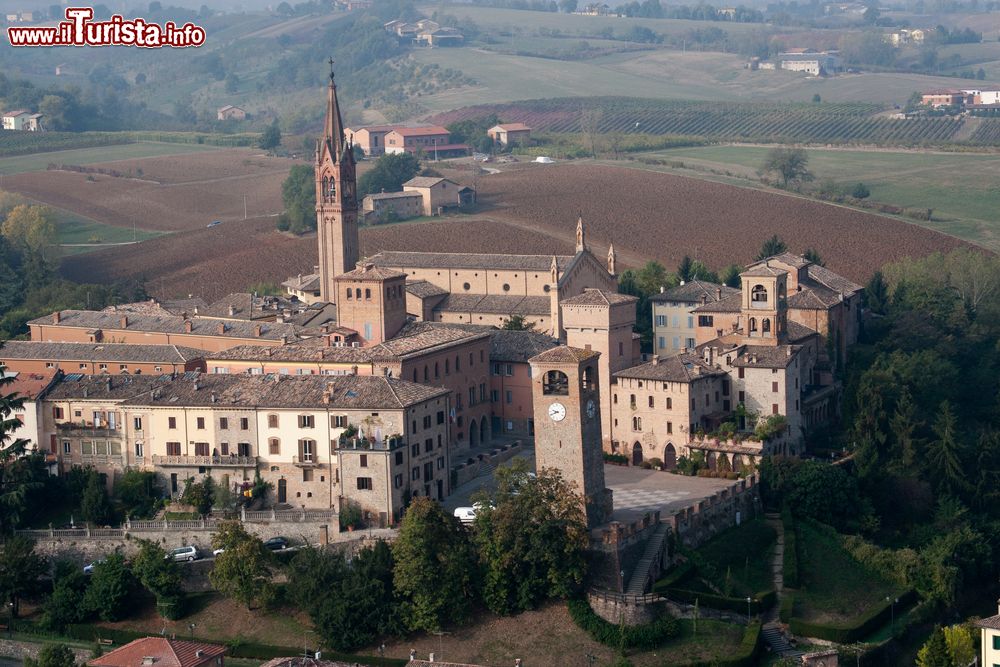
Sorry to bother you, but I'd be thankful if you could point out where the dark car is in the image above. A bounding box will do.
[264,537,288,551]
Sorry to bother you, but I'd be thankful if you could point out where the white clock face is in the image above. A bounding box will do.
[548,402,567,422]
[586,400,596,420]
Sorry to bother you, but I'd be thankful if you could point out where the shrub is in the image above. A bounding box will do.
[665,588,775,614]
[567,598,679,649]
[788,589,916,643]
[852,182,871,199]
[779,591,795,623]
[603,452,628,465]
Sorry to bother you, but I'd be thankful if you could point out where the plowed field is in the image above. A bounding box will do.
[60,162,974,300]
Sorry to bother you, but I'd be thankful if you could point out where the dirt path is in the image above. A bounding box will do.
[764,512,784,624]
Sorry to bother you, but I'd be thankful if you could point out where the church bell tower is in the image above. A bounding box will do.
[316,59,359,302]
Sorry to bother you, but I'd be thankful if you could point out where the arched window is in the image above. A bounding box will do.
[632,416,642,431]
[749,318,758,332]
[268,438,280,455]
[751,284,768,303]
[434,362,439,378]
[445,359,450,375]
[345,289,352,301]
[543,370,569,395]
[762,318,771,333]
[582,366,595,390]
[423,365,429,382]
[666,397,673,409]
[355,288,361,299]
[364,288,371,300]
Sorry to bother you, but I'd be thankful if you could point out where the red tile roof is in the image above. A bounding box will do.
[389,126,450,137]
[88,638,226,667]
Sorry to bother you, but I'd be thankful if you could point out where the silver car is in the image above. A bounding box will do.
[167,545,199,562]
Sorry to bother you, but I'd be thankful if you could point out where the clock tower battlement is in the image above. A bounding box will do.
[528,345,613,529]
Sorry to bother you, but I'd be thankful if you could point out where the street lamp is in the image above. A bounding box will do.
[377,643,385,667]
[746,596,752,624]
[886,596,898,634]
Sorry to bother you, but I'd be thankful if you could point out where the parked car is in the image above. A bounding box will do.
[167,545,199,562]
[212,547,225,557]
[83,559,104,574]
[453,502,492,524]
[207,220,222,228]
[264,537,288,551]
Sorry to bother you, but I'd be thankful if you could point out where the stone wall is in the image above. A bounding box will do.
[666,474,761,549]
[589,511,662,592]
[452,440,523,488]
[586,591,660,626]
[0,639,92,663]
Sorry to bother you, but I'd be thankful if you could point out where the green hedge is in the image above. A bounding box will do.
[788,589,917,643]
[665,588,775,615]
[676,620,761,667]
[567,598,679,649]
[781,507,799,588]
[0,131,260,158]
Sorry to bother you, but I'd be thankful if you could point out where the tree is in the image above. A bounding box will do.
[277,164,315,234]
[259,120,281,151]
[866,270,889,315]
[115,470,159,518]
[916,627,950,667]
[357,153,421,197]
[24,643,76,667]
[0,537,46,616]
[224,73,241,94]
[677,255,694,283]
[80,470,112,525]
[41,563,89,631]
[579,108,604,157]
[473,464,589,615]
[501,315,537,331]
[852,182,871,199]
[720,264,742,288]
[925,401,966,496]
[812,93,822,103]
[131,539,182,602]
[761,147,813,188]
[635,261,670,296]
[182,476,214,516]
[209,521,274,609]
[802,248,824,266]
[756,235,787,261]
[559,0,578,11]
[393,497,476,632]
[290,541,400,651]
[942,624,975,666]
[38,95,77,131]
[83,552,134,621]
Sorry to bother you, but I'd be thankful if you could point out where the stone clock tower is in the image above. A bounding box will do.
[529,345,613,529]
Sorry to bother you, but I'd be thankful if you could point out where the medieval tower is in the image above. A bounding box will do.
[528,346,613,529]
[316,60,359,302]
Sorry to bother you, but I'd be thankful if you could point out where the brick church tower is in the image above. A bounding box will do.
[316,60,359,302]
[529,346,613,529]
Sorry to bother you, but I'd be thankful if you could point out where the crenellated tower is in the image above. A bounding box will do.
[316,59,359,302]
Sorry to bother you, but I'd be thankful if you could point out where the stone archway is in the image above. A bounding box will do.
[470,419,479,447]
[663,443,677,470]
[632,442,643,466]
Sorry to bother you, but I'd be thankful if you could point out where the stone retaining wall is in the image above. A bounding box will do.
[586,592,660,626]
[0,638,92,663]
[453,440,523,487]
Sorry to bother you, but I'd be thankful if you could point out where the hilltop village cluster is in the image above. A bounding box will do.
[4,71,862,528]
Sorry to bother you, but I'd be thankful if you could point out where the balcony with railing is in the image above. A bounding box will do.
[56,422,120,438]
[292,455,321,468]
[151,454,256,467]
[337,435,405,452]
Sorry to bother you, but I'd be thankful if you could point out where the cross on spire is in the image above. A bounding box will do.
[328,57,335,82]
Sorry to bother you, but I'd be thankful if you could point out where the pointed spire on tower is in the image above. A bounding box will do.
[575,214,586,252]
[550,255,559,284]
[324,57,352,166]
[607,242,616,276]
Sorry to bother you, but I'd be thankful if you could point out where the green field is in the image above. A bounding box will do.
[639,144,1000,250]
[0,141,224,175]
[794,521,900,625]
[55,213,164,256]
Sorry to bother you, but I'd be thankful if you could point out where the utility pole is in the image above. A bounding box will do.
[244,194,248,219]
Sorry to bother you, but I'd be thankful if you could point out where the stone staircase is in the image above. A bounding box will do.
[762,623,804,659]
[625,523,669,595]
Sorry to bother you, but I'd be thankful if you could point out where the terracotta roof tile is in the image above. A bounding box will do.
[30,310,302,342]
[405,280,449,299]
[88,638,225,667]
[651,280,739,304]
[369,250,574,272]
[614,353,725,383]
[489,330,558,363]
[0,342,204,364]
[560,289,637,307]
[529,345,599,364]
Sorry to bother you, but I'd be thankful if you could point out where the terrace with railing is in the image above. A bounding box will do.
[337,435,405,451]
[151,454,256,467]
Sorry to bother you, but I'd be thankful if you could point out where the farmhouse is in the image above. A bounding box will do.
[488,123,532,146]
[402,176,464,215]
[921,89,971,107]
[362,190,424,223]
[962,88,1000,105]
[414,26,464,47]
[216,105,247,121]
[384,126,467,157]
[282,272,322,304]
[777,49,842,76]
[3,110,42,131]
[344,124,397,156]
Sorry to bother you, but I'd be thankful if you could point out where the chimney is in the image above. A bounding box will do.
[195,651,204,659]
[282,335,291,345]
[701,294,707,305]
[716,287,722,300]
[120,316,128,329]
[585,343,592,350]
[105,378,112,392]
[184,320,193,333]
[325,336,333,348]
[254,325,263,338]
[210,392,217,403]
[996,597,1000,615]
[786,347,792,357]
[651,355,659,366]
[228,305,235,317]
[193,380,200,391]
[679,279,685,286]
[264,348,272,357]
[217,323,226,335]
[193,306,199,315]
[82,387,89,398]
[142,658,156,666]
[53,311,61,324]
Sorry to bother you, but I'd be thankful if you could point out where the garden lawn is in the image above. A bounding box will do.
[692,518,777,597]
[630,619,746,666]
[795,521,899,625]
